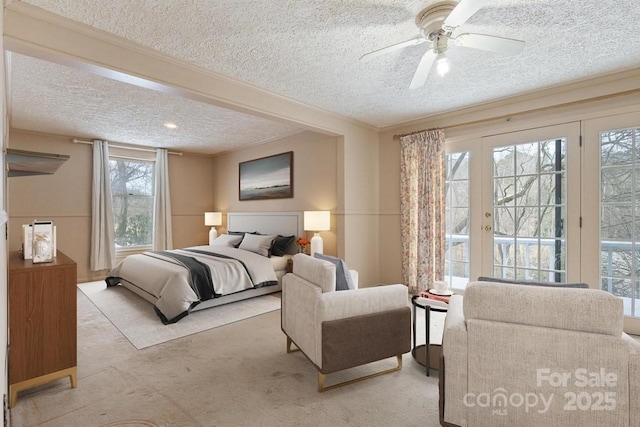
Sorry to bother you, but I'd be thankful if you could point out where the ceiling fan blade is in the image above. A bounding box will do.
[359,36,428,61]
[455,33,525,55]
[443,0,488,28]
[409,50,437,89]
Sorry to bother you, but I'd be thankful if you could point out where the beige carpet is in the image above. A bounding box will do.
[78,281,282,349]
[10,289,441,427]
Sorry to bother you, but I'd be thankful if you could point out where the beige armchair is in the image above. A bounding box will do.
[441,281,640,427]
[281,254,411,392]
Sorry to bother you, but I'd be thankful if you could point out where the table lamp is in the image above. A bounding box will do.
[204,212,222,245]
[304,211,330,256]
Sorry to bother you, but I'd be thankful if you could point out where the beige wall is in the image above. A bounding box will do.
[337,128,381,286]
[7,130,214,282]
[6,129,342,282]
[211,130,338,256]
[377,135,402,285]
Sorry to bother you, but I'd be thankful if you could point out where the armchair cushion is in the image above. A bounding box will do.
[319,285,409,322]
[291,253,336,293]
[313,253,356,291]
[464,281,623,336]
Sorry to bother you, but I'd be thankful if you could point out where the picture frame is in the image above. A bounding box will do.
[31,220,55,263]
[239,151,293,201]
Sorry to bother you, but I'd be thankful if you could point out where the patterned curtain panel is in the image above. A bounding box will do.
[400,129,446,294]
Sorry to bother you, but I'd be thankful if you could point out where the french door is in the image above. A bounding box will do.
[480,123,582,283]
[446,118,640,333]
[444,123,582,287]
[583,112,640,333]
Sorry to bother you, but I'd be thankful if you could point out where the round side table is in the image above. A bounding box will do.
[411,294,450,377]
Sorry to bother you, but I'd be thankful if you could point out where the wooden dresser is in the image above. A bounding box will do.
[8,250,78,408]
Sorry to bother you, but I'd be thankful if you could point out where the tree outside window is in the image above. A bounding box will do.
[600,127,640,316]
[109,158,154,248]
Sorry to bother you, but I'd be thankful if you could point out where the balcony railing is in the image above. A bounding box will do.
[445,234,639,317]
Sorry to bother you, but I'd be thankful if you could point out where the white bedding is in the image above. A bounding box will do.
[269,254,291,272]
[106,245,281,324]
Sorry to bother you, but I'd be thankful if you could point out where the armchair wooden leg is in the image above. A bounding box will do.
[317,355,403,392]
[286,336,300,353]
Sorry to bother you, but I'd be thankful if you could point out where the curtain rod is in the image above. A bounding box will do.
[72,138,183,156]
[393,128,442,139]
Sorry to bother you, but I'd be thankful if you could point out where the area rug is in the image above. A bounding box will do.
[78,281,281,350]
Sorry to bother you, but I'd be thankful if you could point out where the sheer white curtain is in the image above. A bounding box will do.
[399,129,446,294]
[91,140,116,271]
[153,148,173,250]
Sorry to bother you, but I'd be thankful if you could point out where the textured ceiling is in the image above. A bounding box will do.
[9,0,640,154]
[9,53,304,154]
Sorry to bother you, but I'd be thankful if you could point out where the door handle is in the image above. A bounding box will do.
[484,225,492,232]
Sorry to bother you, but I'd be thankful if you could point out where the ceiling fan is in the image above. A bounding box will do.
[360,0,525,89]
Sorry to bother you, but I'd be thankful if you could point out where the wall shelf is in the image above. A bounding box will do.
[6,148,69,177]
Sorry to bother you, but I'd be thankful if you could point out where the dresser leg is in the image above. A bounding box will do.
[70,367,78,388]
[9,385,17,409]
[9,366,78,408]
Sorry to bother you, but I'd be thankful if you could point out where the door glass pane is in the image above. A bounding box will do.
[445,151,470,289]
[492,139,566,281]
[516,175,539,204]
[516,207,539,238]
[494,178,516,206]
[493,146,514,176]
[600,126,640,317]
[514,142,538,174]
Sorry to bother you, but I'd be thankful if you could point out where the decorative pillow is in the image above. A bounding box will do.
[313,253,355,291]
[270,235,295,257]
[227,231,257,248]
[210,234,243,247]
[238,233,276,257]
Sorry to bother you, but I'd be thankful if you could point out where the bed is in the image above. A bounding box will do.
[105,212,303,324]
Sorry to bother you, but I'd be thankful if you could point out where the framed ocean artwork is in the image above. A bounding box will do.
[239,151,293,201]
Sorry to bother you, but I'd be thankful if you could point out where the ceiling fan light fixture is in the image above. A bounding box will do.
[360,0,525,88]
[436,55,450,77]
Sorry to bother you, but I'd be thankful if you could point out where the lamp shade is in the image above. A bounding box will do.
[304,211,330,231]
[204,212,222,226]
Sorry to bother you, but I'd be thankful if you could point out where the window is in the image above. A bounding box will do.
[600,126,640,317]
[109,158,154,250]
[444,151,471,288]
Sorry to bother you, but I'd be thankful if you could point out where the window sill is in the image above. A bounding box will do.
[115,245,152,262]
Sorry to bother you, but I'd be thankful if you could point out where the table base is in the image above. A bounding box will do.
[411,344,442,373]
